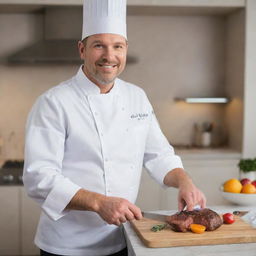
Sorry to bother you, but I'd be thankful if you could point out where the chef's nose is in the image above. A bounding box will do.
[102,46,116,61]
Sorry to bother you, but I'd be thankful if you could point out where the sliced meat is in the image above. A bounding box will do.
[166,208,223,232]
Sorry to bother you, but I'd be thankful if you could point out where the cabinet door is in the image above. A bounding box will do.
[160,159,240,209]
[20,187,41,256]
[0,186,20,256]
[136,159,240,211]
[135,168,162,211]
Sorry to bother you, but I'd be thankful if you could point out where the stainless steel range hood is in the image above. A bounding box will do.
[9,7,82,63]
[8,7,138,64]
[9,39,81,63]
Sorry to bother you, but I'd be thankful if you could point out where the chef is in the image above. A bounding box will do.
[23,0,206,255]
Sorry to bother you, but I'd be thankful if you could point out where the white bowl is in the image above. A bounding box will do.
[220,187,256,206]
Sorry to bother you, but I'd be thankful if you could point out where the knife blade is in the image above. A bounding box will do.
[142,212,169,222]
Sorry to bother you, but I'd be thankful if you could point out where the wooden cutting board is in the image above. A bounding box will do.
[130,214,256,248]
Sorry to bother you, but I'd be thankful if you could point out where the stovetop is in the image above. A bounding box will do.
[0,160,24,185]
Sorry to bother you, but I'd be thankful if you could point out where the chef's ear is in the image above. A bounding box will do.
[78,40,86,60]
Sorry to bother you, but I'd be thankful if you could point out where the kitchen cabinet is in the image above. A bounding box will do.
[136,150,241,211]
[20,187,40,256]
[0,187,20,256]
[0,186,41,256]
[162,158,240,208]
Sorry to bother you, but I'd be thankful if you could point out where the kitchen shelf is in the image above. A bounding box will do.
[176,148,241,159]
[0,0,246,7]
[175,97,229,103]
[0,0,245,15]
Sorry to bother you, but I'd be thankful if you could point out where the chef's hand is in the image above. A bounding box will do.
[177,179,206,211]
[163,168,207,211]
[96,196,142,226]
[66,189,142,226]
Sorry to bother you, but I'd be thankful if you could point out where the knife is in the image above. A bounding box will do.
[142,207,201,222]
[142,211,169,222]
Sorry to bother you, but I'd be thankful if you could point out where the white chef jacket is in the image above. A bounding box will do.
[23,66,183,256]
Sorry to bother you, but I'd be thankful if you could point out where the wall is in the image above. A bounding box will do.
[224,9,245,152]
[124,15,227,147]
[0,12,241,160]
[242,0,256,157]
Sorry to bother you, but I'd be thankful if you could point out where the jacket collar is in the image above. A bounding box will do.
[76,65,120,96]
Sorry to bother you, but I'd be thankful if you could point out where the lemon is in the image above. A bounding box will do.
[223,178,242,193]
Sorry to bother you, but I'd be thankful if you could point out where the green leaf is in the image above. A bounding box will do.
[151,224,167,232]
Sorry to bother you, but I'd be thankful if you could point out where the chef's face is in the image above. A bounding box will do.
[78,33,128,89]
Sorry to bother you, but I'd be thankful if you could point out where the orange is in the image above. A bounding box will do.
[241,183,256,194]
[223,179,242,193]
[190,224,206,234]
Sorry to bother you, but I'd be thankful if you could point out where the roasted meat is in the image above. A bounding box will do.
[166,208,223,232]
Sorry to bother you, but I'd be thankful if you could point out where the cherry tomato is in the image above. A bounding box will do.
[190,224,206,234]
[223,213,235,224]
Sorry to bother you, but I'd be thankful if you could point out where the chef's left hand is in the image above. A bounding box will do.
[177,179,206,211]
[163,168,206,211]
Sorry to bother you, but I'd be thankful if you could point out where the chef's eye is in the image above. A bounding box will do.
[114,45,123,49]
[94,44,103,48]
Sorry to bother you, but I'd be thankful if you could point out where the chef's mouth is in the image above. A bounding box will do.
[97,63,118,68]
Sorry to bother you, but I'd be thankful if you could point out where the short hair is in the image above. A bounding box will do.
[82,37,88,47]
[82,36,128,47]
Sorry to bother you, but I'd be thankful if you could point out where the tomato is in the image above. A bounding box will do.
[223,213,235,224]
[190,224,206,234]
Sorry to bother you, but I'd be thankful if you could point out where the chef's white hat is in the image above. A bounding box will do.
[82,0,127,40]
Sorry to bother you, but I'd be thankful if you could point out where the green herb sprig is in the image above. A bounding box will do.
[238,158,256,173]
[151,224,167,232]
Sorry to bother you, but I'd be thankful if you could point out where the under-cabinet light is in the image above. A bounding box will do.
[175,97,229,103]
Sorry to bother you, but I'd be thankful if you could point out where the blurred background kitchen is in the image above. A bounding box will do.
[0,0,256,255]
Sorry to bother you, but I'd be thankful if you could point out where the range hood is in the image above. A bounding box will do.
[9,39,82,63]
[9,7,82,64]
[8,7,138,64]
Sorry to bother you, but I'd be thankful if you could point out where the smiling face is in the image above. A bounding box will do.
[78,33,128,93]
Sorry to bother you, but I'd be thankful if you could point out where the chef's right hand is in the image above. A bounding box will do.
[96,195,142,226]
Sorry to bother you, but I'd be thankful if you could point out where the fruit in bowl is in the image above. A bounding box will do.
[223,179,242,193]
[240,178,251,186]
[221,178,256,205]
[251,180,256,187]
[241,183,256,193]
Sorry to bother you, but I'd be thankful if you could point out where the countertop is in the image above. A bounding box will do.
[123,205,256,256]
[175,148,241,160]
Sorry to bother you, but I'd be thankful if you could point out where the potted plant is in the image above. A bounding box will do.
[238,158,256,180]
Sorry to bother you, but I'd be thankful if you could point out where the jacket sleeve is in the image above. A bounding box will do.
[23,93,81,221]
[143,108,183,188]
